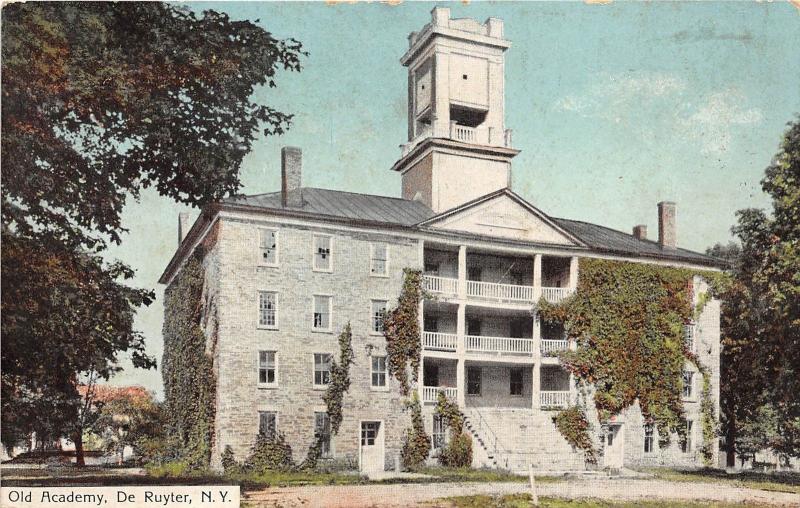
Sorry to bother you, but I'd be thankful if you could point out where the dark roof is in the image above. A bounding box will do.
[221,187,721,267]
[223,188,434,226]
[552,218,719,266]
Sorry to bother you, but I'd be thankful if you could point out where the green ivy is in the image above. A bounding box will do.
[539,258,717,455]
[303,323,354,469]
[435,392,473,468]
[400,393,431,470]
[383,269,425,396]
[552,406,597,464]
[161,252,217,469]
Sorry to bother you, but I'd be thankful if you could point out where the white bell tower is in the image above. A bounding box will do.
[391,7,519,213]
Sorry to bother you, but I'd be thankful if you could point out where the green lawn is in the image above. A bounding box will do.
[431,494,775,508]
[643,467,800,495]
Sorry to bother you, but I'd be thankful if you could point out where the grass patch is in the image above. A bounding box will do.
[643,467,800,495]
[432,494,774,508]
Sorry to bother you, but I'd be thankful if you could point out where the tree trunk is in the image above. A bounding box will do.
[74,432,85,467]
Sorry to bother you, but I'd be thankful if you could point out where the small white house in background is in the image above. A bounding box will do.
[160,7,722,473]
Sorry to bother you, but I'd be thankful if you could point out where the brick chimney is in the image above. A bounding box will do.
[632,224,647,241]
[281,146,303,208]
[658,201,677,249]
[178,212,191,246]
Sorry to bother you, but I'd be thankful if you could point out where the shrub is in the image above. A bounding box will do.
[440,432,473,468]
[245,432,294,473]
[400,394,431,470]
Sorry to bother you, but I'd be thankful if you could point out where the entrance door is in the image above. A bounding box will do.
[360,421,385,473]
[604,424,624,469]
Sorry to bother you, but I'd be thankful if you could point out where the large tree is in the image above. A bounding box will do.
[712,117,800,465]
[1,2,304,456]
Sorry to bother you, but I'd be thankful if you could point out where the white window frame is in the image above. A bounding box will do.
[312,234,333,272]
[257,291,279,330]
[684,323,695,352]
[370,300,388,335]
[257,350,277,388]
[369,243,389,277]
[258,410,278,439]
[370,355,388,390]
[314,412,333,458]
[431,414,447,450]
[312,294,333,332]
[258,228,279,267]
[644,424,655,454]
[313,353,333,389]
[682,370,695,400]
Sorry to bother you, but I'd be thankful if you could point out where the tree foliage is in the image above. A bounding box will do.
[1,1,303,456]
[713,117,800,462]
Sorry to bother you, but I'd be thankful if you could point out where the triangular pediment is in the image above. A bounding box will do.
[418,189,582,246]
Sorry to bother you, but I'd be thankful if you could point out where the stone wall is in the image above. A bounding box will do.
[209,216,421,470]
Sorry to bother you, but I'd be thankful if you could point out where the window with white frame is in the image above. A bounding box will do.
[371,356,387,387]
[370,243,388,276]
[644,424,655,453]
[313,295,332,330]
[258,351,276,385]
[682,420,693,453]
[371,300,387,333]
[313,235,332,271]
[258,411,277,439]
[314,353,332,386]
[259,229,278,265]
[682,370,694,399]
[258,291,278,328]
[314,412,332,457]
[683,323,695,351]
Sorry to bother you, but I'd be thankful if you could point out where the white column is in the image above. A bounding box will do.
[458,245,467,299]
[532,362,541,410]
[568,256,579,290]
[533,254,542,299]
[532,254,542,410]
[457,359,466,408]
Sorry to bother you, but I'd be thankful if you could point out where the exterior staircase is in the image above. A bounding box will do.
[462,407,590,474]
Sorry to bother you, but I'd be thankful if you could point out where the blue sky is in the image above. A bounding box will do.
[105,1,800,396]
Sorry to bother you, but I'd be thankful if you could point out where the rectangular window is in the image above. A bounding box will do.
[684,324,695,351]
[510,368,524,396]
[258,351,276,385]
[258,411,277,439]
[370,243,388,276]
[314,353,332,386]
[371,300,387,333]
[313,235,332,271]
[258,291,278,328]
[259,229,278,265]
[467,367,481,396]
[682,371,694,399]
[361,422,379,446]
[371,356,387,387]
[432,415,447,450]
[313,295,332,331]
[682,420,693,453]
[644,424,654,453]
[314,412,332,458]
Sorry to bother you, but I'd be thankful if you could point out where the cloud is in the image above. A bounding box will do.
[554,72,687,119]
[678,89,763,154]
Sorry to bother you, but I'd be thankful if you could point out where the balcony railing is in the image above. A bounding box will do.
[540,339,569,355]
[466,335,533,355]
[541,287,573,303]
[423,386,458,404]
[451,124,477,143]
[422,331,458,352]
[423,275,459,296]
[467,280,534,302]
[540,391,572,408]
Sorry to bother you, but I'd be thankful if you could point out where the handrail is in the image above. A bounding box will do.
[467,407,501,458]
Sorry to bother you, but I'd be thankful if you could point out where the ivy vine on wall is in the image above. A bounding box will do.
[539,258,719,461]
[383,269,425,396]
[162,251,217,469]
[435,391,473,467]
[400,393,431,470]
